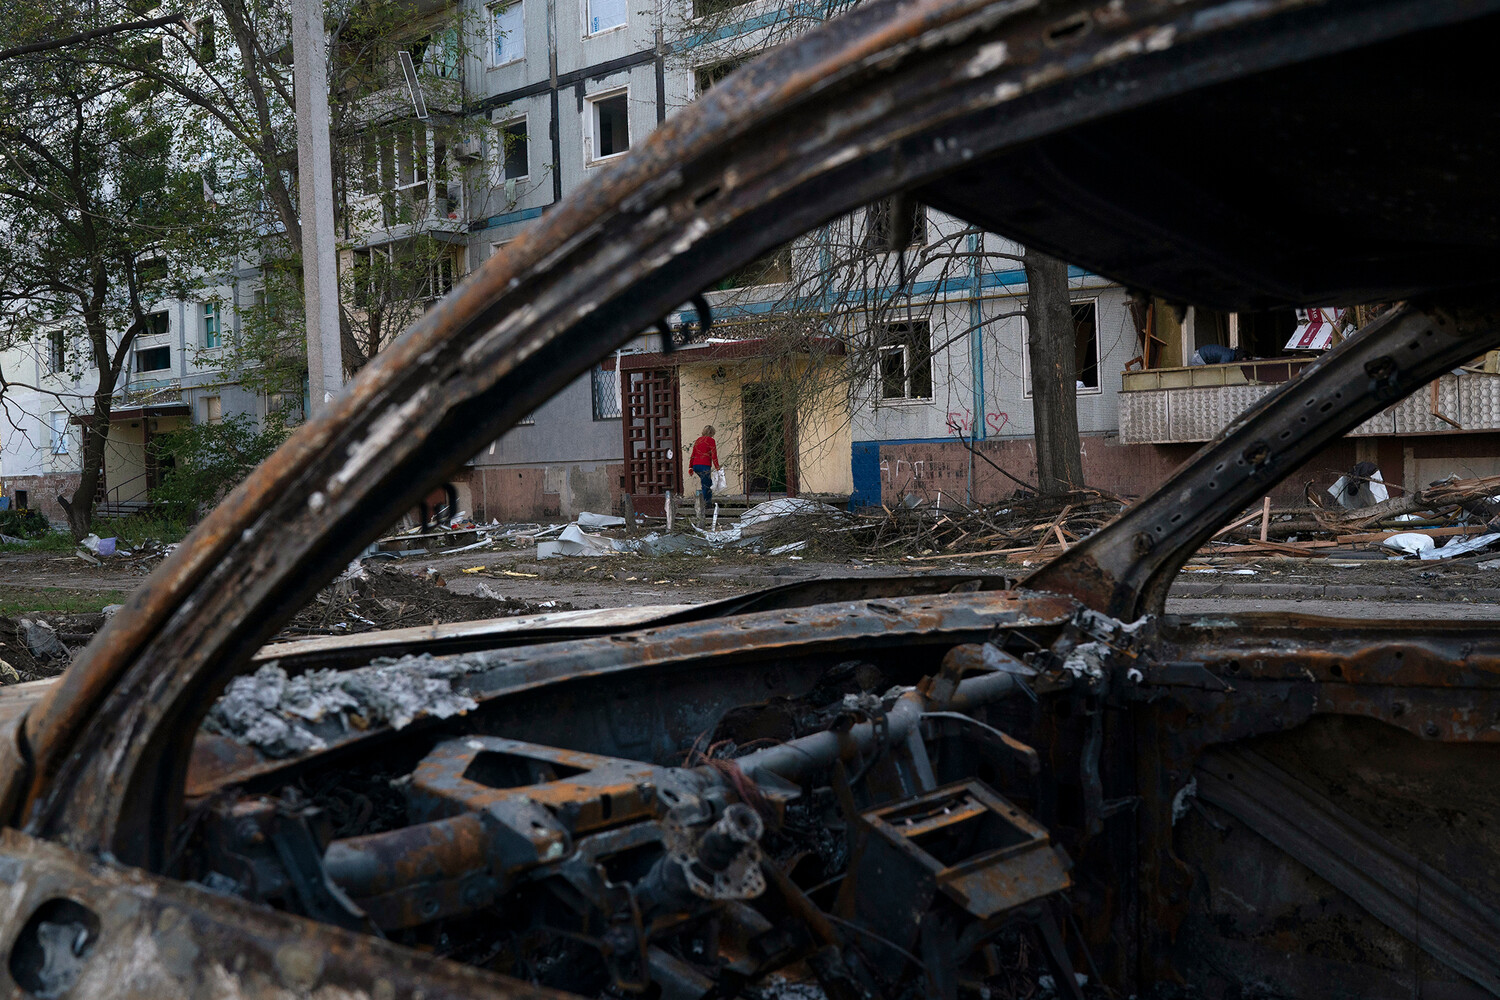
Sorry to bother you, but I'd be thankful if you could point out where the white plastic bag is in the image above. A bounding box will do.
[712,467,728,491]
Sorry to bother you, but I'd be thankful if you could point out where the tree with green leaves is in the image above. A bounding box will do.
[0,18,252,536]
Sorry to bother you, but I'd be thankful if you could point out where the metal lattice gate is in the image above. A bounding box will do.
[622,367,680,515]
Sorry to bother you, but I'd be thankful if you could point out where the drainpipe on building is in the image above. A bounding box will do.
[966,231,984,504]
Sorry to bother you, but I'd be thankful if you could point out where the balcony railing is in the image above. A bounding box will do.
[1120,363,1500,444]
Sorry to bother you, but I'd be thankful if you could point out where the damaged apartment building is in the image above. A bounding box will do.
[432,0,1500,521]
[394,0,1147,520]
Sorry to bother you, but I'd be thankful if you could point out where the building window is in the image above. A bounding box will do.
[195,16,216,62]
[587,0,626,34]
[1022,300,1102,395]
[49,412,69,454]
[135,345,171,373]
[694,55,751,94]
[12,490,27,511]
[715,245,792,290]
[491,1,523,64]
[586,91,629,161]
[864,198,927,250]
[47,330,65,372]
[1073,301,1099,389]
[410,28,459,80]
[357,124,438,224]
[498,117,528,180]
[144,311,169,336]
[591,364,620,420]
[202,301,221,348]
[875,320,932,401]
[201,395,223,425]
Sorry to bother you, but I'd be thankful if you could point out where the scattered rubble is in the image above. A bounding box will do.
[277,563,577,638]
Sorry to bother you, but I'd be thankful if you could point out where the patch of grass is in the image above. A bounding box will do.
[0,587,131,616]
[92,515,191,546]
[0,532,80,554]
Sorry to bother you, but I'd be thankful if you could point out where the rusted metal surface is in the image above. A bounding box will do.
[0,0,1497,997]
[0,827,575,999]
[1196,746,1500,995]
[6,0,1461,867]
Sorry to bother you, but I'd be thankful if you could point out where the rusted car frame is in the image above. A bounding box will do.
[0,0,1497,997]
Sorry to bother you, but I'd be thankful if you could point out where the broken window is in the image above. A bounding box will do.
[715,245,793,290]
[695,55,752,95]
[1022,300,1101,394]
[491,1,523,64]
[499,118,529,180]
[144,311,169,336]
[588,92,629,160]
[410,28,459,80]
[587,0,627,34]
[591,363,620,420]
[875,319,933,400]
[357,125,438,224]
[1073,301,1099,389]
[135,345,170,373]
[864,198,927,250]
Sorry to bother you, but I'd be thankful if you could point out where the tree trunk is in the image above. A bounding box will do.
[1023,247,1085,495]
[62,386,113,539]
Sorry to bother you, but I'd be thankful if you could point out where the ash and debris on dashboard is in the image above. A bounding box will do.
[275,562,576,639]
[205,654,485,756]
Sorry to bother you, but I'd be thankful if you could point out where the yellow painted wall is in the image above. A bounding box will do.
[101,415,186,502]
[677,356,853,497]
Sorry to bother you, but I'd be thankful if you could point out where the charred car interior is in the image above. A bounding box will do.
[3,1,1500,998]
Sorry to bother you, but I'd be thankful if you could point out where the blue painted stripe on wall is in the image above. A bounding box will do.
[472,206,547,233]
[676,265,1096,323]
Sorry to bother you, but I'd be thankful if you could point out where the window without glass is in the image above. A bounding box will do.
[694,55,751,94]
[49,412,70,454]
[136,346,171,373]
[410,28,459,79]
[875,320,933,401]
[864,198,927,250]
[589,93,629,159]
[1022,301,1102,395]
[47,330,65,372]
[491,2,523,64]
[499,118,528,179]
[1073,301,1099,389]
[715,245,792,290]
[202,395,223,425]
[587,0,626,34]
[203,302,221,348]
[144,311,169,336]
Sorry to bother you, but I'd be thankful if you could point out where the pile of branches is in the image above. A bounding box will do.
[751,488,1126,560]
[1202,473,1500,559]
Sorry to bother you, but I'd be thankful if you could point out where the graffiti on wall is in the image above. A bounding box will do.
[944,409,1010,436]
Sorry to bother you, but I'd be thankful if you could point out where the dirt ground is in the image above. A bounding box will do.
[3,534,1498,685]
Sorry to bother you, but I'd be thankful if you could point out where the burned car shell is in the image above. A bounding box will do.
[1,0,1499,997]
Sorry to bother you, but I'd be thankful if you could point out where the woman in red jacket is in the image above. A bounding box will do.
[688,425,720,508]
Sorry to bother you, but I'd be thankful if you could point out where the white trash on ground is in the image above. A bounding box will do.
[577,511,627,530]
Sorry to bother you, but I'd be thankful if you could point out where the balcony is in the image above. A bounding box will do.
[1119,359,1500,444]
